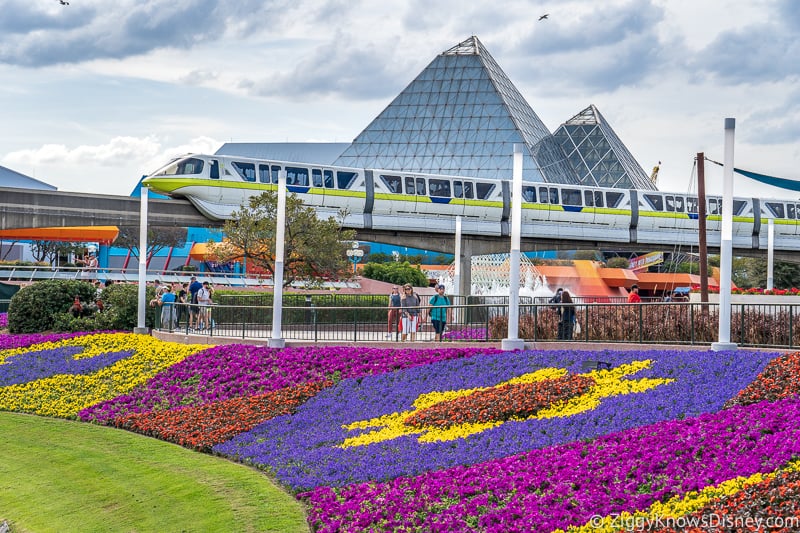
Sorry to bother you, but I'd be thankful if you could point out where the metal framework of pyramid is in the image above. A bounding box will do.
[334,36,576,183]
[333,36,654,190]
[552,105,653,189]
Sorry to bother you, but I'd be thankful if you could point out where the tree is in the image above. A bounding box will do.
[29,241,85,264]
[210,191,355,286]
[0,240,19,261]
[114,226,187,261]
[361,261,429,286]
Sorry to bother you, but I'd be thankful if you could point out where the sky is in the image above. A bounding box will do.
[1,0,798,199]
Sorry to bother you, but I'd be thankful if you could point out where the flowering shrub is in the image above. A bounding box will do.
[0,312,7,329]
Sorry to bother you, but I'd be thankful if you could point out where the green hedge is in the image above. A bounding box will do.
[8,280,97,333]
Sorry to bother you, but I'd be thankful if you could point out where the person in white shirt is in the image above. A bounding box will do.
[196,281,213,330]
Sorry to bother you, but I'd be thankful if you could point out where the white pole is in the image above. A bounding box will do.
[269,170,287,348]
[453,216,462,296]
[134,187,149,334]
[502,145,525,350]
[712,118,737,351]
[453,215,462,323]
[767,219,774,291]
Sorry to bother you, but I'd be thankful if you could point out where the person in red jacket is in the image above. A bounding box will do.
[628,284,642,303]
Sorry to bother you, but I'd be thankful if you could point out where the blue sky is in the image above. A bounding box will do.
[1,0,798,198]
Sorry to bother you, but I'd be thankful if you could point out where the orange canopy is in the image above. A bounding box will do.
[189,242,244,261]
[0,226,119,244]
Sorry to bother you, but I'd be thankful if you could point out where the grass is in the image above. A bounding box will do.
[0,412,308,533]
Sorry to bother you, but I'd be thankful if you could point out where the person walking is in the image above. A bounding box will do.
[559,290,576,340]
[196,281,213,331]
[549,287,564,339]
[158,285,177,331]
[387,286,401,339]
[188,276,202,330]
[628,284,642,303]
[400,284,421,342]
[176,282,189,328]
[428,284,451,342]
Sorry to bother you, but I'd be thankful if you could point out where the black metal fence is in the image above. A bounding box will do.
[153,301,800,349]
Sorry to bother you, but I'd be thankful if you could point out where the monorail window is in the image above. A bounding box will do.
[416,177,426,196]
[337,171,357,189]
[708,198,720,215]
[548,188,559,204]
[380,175,402,193]
[156,157,205,176]
[539,186,549,203]
[454,181,464,198]
[324,170,334,188]
[665,195,675,212]
[258,164,269,183]
[687,197,698,213]
[463,181,474,199]
[584,191,604,207]
[271,165,281,184]
[789,204,796,219]
[476,182,495,200]
[562,189,581,206]
[767,202,785,218]
[429,178,451,197]
[645,194,663,211]
[210,160,219,179]
[312,169,323,187]
[405,176,415,194]
[232,162,256,182]
[675,196,684,212]
[286,166,309,186]
[522,186,536,202]
[733,200,746,216]
[606,192,624,208]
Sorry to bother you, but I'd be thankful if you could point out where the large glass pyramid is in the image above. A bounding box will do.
[552,105,653,189]
[334,36,578,184]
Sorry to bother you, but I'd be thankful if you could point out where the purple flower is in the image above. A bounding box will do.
[302,396,800,532]
[214,349,776,492]
[79,345,498,423]
[0,346,133,386]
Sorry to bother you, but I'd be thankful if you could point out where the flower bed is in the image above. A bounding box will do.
[2,331,800,531]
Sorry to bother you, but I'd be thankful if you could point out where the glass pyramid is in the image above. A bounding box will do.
[552,105,654,189]
[334,36,578,184]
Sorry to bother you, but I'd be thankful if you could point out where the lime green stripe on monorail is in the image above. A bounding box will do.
[639,211,691,220]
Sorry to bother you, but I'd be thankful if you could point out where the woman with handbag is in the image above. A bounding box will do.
[400,284,421,342]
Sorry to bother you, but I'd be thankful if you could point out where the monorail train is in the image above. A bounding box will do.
[141,154,800,251]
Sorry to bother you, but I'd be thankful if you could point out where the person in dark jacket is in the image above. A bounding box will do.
[559,290,576,340]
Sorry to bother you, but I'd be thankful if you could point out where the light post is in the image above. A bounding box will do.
[346,241,364,274]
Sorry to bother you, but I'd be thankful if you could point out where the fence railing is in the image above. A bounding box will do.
[152,301,800,348]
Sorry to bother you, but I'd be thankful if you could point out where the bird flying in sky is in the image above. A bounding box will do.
[538,14,549,20]
[59,0,69,5]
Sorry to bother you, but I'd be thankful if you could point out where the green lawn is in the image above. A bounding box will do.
[0,412,308,533]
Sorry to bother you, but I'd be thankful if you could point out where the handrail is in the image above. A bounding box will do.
[150,300,800,348]
[0,265,272,286]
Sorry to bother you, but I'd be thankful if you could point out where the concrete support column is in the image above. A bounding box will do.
[458,237,473,298]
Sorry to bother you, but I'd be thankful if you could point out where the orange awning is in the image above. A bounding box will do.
[189,242,244,261]
[0,226,119,244]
